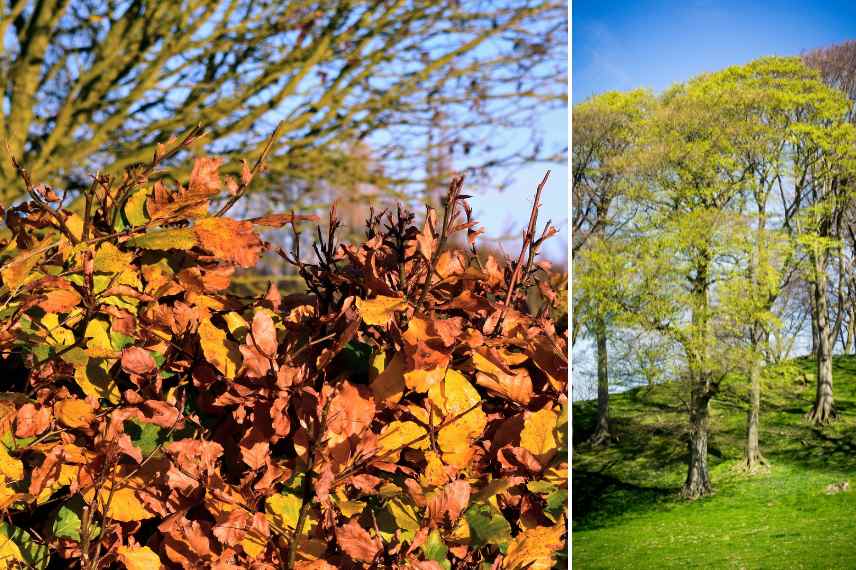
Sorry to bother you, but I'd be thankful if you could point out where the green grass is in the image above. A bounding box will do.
[573,355,856,569]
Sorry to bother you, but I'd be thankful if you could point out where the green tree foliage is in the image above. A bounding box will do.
[575,55,856,497]
[572,89,651,444]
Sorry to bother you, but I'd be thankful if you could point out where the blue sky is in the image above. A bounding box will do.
[573,0,856,104]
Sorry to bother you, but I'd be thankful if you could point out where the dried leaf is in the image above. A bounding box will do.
[519,407,559,466]
[194,217,262,268]
[198,320,241,379]
[117,545,163,570]
[336,518,380,564]
[501,522,565,570]
[355,295,407,326]
[54,399,95,429]
[122,346,157,375]
[251,311,277,357]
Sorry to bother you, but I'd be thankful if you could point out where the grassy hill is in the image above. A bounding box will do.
[573,355,856,569]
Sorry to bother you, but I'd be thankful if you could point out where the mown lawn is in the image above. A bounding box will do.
[573,355,856,569]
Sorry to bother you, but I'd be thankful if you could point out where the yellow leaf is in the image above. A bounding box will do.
[449,516,470,542]
[126,228,198,251]
[223,312,249,338]
[84,318,116,356]
[241,527,267,559]
[117,545,163,570]
[336,499,366,517]
[355,295,407,326]
[0,525,23,566]
[198,320,241,379]
[65,214,84,241]
[407,404,430,425]
[377,421,429,460]
[502,522,566,570]
[437,421,478,468]
[75,358,121,404]
[40,313,75,347]
[1,249,43,290]
[124,189,150,227]
[266,493,307,531]
[428,370,486,467]
[0,483,21,510]
[428,369,481,417]
[520,407,559,465]
[54,399,95,429]
[403,367,445,393]
[93,242,134,274]
[0,444,23,482]
[36,464,79,504]
[370,351,405,406]
[387,497,420,532]
[420,451,449,488]
[83,484,156,523]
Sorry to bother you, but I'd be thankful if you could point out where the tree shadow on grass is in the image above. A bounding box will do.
[572,469,674,531]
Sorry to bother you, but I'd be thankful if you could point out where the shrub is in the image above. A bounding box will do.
[0,133,567,569]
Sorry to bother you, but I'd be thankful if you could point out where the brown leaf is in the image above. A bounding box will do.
[15,404,50,438]
[189,156,223,196]
[251,311,277,357]
[249,213,320,227]
[122,347,157,376]
[327,382,375,443]
[240,427,270,470]
[428,479,470,526]
[54,399,95,429]
[336,518,380,563]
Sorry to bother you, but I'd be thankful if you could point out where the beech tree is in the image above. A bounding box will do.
[572,89,650,445]
[0,0,566,202]
[629,76,752,498]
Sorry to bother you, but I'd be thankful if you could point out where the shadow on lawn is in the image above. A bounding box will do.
[572,469,674,530]
[573,355,856,532]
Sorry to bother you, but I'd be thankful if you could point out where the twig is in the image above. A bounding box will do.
[216,121,284,217]
[492,171,550,336]
[285,396,333,569]
[416,176,465,310]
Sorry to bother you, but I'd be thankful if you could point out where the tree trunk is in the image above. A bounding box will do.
[807,253,836,425]
[744,201,769,473]
[744,357,767,472]
[846,305,855,355]
[682,388,712,499]
[589,317,610,445]
[810,294,819,358]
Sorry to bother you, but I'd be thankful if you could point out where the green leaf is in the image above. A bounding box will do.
[123,419,164,457]
[545,487,568,521]
[4,522,50,569]
[422,529,451,570]
[464,504,511,548]
[126,228,198,251]
[526,480,556,495]
[124,189,150,227]
[52,496,100,542]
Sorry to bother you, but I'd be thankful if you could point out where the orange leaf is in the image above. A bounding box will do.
[335,518,380,563]
[53,399,95,429]
[194,217,263,268]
